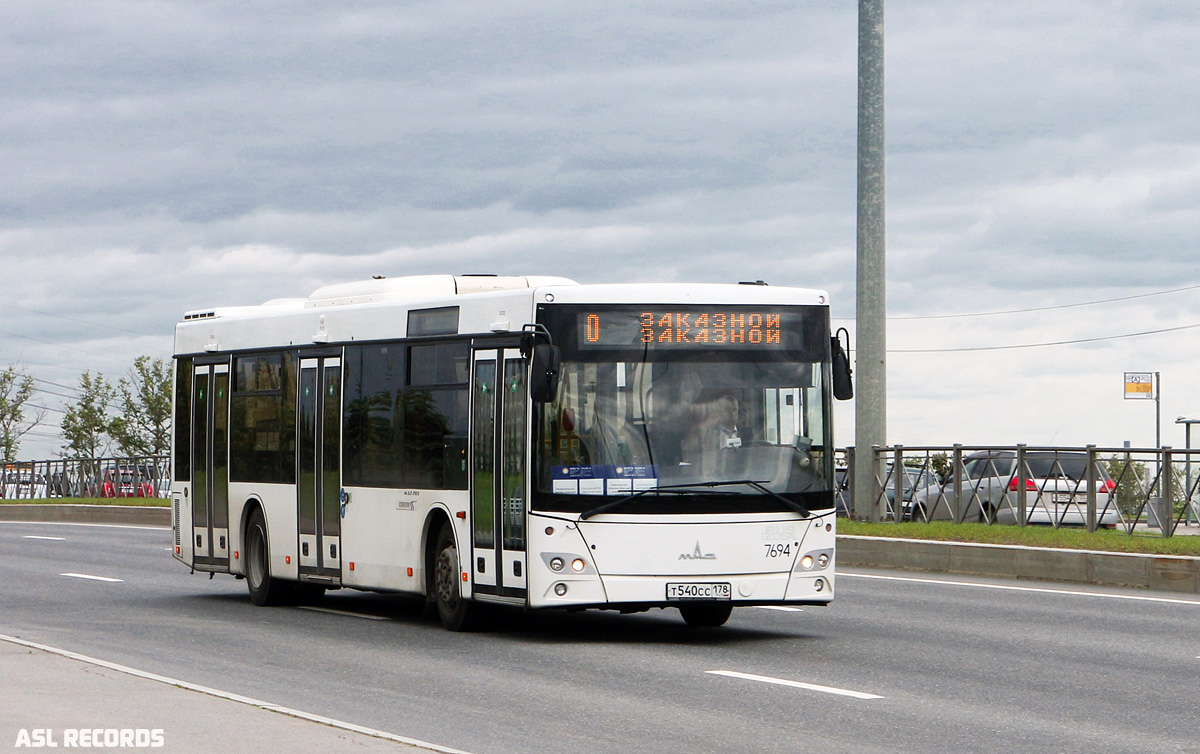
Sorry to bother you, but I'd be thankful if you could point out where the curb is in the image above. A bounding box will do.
[0,504,170,527]
[838,535,1200,594]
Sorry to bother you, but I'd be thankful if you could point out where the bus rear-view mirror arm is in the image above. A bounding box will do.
[523,324,561,403]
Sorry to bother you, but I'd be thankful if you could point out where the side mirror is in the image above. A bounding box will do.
[530,343,561,403]
[831,329,854,401]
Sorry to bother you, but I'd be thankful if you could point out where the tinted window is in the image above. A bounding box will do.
[408,306,459,337]
[173,357,193,481]
[1025,455,1102,480]
[230,351,297,483]
[343,345,405,487]
[965,456,1013,479]
[410,343,469,386]
[343,342,469,489]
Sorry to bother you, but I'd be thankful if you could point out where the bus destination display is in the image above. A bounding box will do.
[577,309,792,350]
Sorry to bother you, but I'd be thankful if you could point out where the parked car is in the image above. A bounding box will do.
[835,464,935,518]
[100,465,156,498]
[909,450,1119,527]
[2,470,48,500]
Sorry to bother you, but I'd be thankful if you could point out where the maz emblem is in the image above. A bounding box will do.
[679,542,716,560]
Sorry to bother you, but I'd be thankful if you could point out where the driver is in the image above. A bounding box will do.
[680,390,743,474]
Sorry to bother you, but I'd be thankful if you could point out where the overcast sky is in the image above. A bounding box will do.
[3,0,1199,460]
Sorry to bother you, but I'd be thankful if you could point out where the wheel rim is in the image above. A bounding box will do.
[435,543,459,611]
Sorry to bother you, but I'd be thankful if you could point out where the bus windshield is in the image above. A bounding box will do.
[533,304,834,515]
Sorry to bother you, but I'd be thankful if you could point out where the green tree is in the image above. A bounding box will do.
[109,356,172,456]
[930,452,951,484]
[0,364,43,463]
[60,371,114,460]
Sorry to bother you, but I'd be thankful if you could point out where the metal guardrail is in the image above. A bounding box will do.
[0,456,169,500]
[843,445,1200,538]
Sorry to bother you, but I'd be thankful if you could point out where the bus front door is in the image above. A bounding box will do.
[191,361,229,570]
[470,347,528,602]
[298,356,342,583]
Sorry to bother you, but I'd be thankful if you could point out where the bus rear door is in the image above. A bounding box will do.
[191,360,229,570]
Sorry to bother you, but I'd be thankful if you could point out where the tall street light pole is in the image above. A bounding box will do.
[853,0,886,521]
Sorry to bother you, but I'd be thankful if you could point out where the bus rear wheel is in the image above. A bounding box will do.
[245,509,290,607]
[433,521,480,631]
[679,603,733,628]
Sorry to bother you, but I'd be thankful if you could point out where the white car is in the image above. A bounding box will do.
[910,451,1119,528]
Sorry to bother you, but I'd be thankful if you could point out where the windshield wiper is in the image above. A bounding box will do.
[578,479,811,520]
[578,484,700,521]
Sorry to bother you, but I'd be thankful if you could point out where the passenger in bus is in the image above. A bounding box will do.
[587,396,651,466]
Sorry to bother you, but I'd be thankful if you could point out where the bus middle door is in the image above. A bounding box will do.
[470,346,528,602]
[298,355,342,584]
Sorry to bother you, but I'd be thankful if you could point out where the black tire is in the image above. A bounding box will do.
[432,521,480,631]
[245,508,291,606]
[679,602,733,628]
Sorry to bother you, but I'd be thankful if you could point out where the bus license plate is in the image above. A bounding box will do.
[667,583,731,601]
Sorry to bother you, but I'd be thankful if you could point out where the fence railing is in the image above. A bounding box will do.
[843,445,1200,538]
[1,456,170,500]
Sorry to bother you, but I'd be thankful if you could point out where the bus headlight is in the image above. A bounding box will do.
[817,553,829,568]
[801,555,814,570]
[571,558,587,572]
[550,557,565,572]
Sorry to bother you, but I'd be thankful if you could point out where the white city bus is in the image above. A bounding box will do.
[171,275,852,630]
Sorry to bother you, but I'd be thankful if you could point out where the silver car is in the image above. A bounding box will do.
[910,451,1119,527]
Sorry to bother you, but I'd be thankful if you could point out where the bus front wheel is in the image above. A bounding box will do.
[679,603,733,628]
[433,521,480,631]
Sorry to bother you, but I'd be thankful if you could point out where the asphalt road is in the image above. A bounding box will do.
[2,520,1198,754]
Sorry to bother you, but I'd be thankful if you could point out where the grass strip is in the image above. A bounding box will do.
[0,497,170,508]
[839,519,1200,557]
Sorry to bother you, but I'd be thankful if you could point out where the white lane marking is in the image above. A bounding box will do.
[61,573,123,583]
[0,633,473,754]
[2,521,167,531]
[840,572,1200,606]
[24,535,65,541]
[753,606,804,612]
[297,606,388,621]
[707,670,884,700]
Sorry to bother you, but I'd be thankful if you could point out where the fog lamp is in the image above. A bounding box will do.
[814,578,825,592]
[554,583,568,596]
